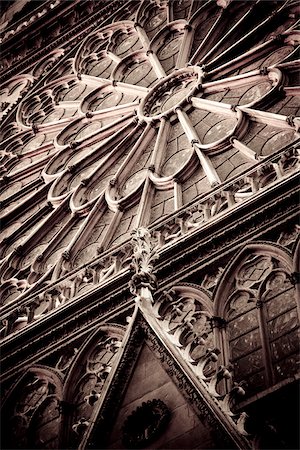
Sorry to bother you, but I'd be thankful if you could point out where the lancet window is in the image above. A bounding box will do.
[1,325,124,449]
[215,245,300,399]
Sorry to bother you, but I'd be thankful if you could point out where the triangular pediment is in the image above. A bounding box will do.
[106,342,217,450]
[84,307,249,450]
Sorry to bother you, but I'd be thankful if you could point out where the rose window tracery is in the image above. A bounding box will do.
[0,0,299,334]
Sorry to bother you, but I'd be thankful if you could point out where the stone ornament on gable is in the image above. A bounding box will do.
[122,399,171,449]
[129,227,159,303]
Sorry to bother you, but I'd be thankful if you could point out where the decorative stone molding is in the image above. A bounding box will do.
[1,145,299,339]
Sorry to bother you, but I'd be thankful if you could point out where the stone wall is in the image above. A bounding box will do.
[107,344,216,449]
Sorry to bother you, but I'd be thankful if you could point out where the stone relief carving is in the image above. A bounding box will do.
[146,285,249,436]
[122,399,171,449]
[129,227,159,302]
[63,326,124,449]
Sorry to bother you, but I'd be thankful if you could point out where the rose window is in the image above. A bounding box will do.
[0,1,299,320]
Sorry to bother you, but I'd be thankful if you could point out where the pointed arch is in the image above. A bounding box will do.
[1,366,63,449]
[213,242,299,399]
[61,323,125,449]
[152,283,215,367]
[214,242,293,317]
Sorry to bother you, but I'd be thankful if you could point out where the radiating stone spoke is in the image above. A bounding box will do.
[90,102,139,119]
[190,8,223,65]
[113,123,154,185]
[113,81,149,96]
[176,108,221,186]
[176,24,195,69]
[149,118,170,173]
[0,0,299,327]
[206,1,289,71]
[146,51,166,79]
[199,1,257,65]
[191,96,237,116]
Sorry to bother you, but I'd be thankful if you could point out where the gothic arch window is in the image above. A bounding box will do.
[214,243,300,399]
[1,367,63,449]
[61,324,124,449]
[0,1,299,330]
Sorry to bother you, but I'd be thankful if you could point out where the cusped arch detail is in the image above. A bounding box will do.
[1,365,64,450]
[213,241,299,400]
[213,241,293,318]
[61,323,125,449]
[159,282,213,312]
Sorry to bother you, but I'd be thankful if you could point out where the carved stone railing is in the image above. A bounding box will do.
[1,142,299,339]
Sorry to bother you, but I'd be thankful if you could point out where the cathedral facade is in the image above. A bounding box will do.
[0,1,299,448]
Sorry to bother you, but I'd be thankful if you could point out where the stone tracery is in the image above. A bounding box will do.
[0,0,299,335]
[214,243,300,399]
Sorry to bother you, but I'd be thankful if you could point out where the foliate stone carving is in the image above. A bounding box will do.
[122,399,171,449]
[129,227,159,303]
[201,267,224,290]
[150,286,248,435]
[277,223,300,248]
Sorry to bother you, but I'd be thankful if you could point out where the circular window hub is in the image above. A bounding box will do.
[138,66,203,121]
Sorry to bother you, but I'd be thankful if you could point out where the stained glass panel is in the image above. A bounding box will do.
[265,287,296,319]
[233,347,264,378]
[230,328,261,360]
[227,309,258,339]
[268,308,299,341]
[271,328,300,361]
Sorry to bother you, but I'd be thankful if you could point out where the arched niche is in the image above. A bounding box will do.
[61,323,125,449]
[1,366,63,449]
[213,242,299,399]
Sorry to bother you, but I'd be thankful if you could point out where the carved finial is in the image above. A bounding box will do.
[129,227,159,303]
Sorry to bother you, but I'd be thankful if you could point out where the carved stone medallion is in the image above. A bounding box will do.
[122,399,171,448]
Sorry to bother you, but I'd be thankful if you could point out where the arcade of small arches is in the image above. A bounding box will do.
[0,0,299,313]
[0,1,300,447]
[1,240,299,449]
